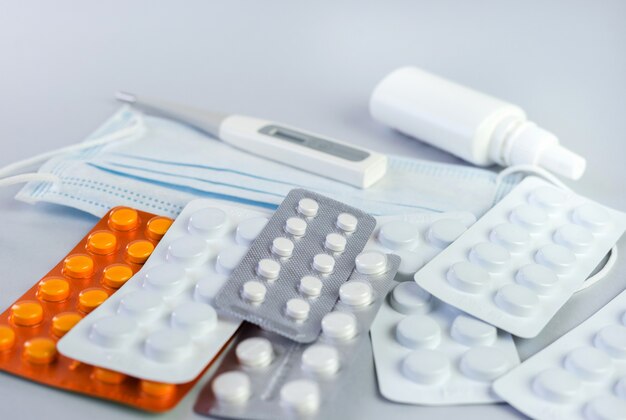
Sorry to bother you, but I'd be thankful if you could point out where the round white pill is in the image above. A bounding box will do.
[297,198,319,217]
[355,251,387,275]
[533,368,582,402]
[313,254,335,274]
[535,244,576,274]
[236,217,268,246]
[339,281,373,307]
[460,346,512,381]
[494,284,539,317]
[515,264,560,296]
[257,258,281,280]
[554,224,594,254]
[321,311,357,341]
[446,262,491,293]
[271,237,294,258]
[336,213,358,232]
[171,302,217,337]
[242,281,267,304]
[143,263,187,296]
[324,233,347,252]
[428,219,468,248]
[188,207,228,238]
[469,242,510,273]
[90,315,137,348]
[285,217,307,236]
[144,328,192,362]
[529,186,569,213]
[564,346,613,381]
[212,371,251,405]
[510,204,548,232]
[402,349,451,384]
[450,315,497,346]
[490,223,530,252]
[118,290,164,322]
[378,221,420,250]
[167,235,210,267]
[286,298,310,321]
[594,325,626,358]
[390,281,433,315]
[236,337,273,368]
[615,377,626,400]
[396,314,441,349]
[215,246,248,275]
[280,379,320,416]
[572,203,610,232]
[585,396,626,420]
[301,344,340,376]
[299,276,323,297]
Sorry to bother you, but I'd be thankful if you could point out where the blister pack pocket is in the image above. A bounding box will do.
[493,289,626,420]
[194,253,400,419]
[215,189,376,343]
[414,176,626,338]
[371,281,519,405]
[58,199,270,384]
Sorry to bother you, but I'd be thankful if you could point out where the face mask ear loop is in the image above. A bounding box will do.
[496,164,615,293]
[0,173,60,188]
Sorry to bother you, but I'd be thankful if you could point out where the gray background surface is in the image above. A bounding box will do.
[1,1,625,419]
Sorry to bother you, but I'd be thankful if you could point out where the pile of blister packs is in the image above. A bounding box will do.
[1,178,625,419]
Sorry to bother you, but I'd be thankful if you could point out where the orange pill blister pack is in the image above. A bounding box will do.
[0,206,193,412]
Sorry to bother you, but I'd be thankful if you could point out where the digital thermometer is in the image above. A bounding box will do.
[116,92,387,188]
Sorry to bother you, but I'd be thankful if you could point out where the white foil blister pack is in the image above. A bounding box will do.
[215,189,376,343]
[58,199,270,383]
[366,211,476,281]
[371,281,519,405]
[493,289,626,420]
[195,253,400,419]
[414,176,626,338]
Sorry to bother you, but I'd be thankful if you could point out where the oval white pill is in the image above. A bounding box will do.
[494,284,539,317]
[450,315,497,346]
[378,221,420,250]
[242,281,267,304]
[236,337,273,368]
[460,346,512,381]
[166,235,210,267]
[390,281,433,315]
[594,325,626,358]
[171,302,217,337]
[280,379,320,416]
[188,207,228,238]
[339,281,373,307]
[324,233,346,252]
[236,217,268,246]
[428,219,468,248]
[212,371,251,405]
[402,349,450,384]
[515,264,559,296]
[301,344,340,376]
[90,315,137,348]
[143,263,187,296]
[321,311,357,341]
[469,242,510,273]
[355,251,387,275]
[396,314,441,349]
[533,368,581,402]
[216,246,248,275]
[615,377,626,400]
[572,203,610,232]
[564,346,613,381]
[490,223,530,252]
[446,262,491,293]
[535,244,576,274]
[299,276,323,297]
[585,396,626,420]
[271,237,294,258]
[313,254,335,274]
[257,258,281,280]
[285,217,307,236]
[510,204,548,232]
[554,224,594,254]
[144,328,192,362]
[118,290,164,322]
[297,198,319,217]
[336,213,358,232]
[286,298,310,321]
[528,186,569,213]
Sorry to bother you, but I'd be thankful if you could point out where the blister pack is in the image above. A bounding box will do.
[365,211,476,280]
[493,289,626,420]
[414,176,626,338]
[0,207,187,412]
[371,281,519,405]
[194,253,400,419]
[58,199,270,384]
[215,189,376,343]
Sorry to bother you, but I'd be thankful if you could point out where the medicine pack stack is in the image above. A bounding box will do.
[2,179,626,418]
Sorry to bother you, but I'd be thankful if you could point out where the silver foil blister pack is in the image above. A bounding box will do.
[195,253,400,419]
[215,189,377,343]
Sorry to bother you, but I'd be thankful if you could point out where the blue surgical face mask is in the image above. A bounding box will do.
[16,107,520,218]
